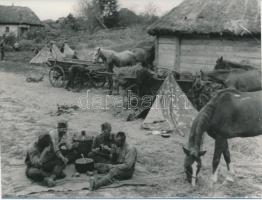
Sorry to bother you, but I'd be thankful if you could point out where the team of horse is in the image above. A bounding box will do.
[93,47,261,188]
[201,57,261,92]
[93,46,155,94]
[183,57,262,187]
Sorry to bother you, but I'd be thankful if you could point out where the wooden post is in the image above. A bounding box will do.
[155,36,159,67]
[175,37,181,72]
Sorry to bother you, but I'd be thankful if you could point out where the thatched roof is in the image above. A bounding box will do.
[148,0,261,37]
[0,5,42,26]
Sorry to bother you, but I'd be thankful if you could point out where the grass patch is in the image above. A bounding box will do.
[0,61,47,75]
[5,51,35,63]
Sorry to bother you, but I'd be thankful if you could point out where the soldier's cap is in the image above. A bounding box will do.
[57,120,68,128]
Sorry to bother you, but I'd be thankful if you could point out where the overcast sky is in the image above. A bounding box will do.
[0,0,184,20]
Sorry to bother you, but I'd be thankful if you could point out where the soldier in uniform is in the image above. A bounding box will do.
[49,120,79,165]
[88,122,115,163]
[89,131,137,190]
[65,65,85,91]
[25,132,65,187]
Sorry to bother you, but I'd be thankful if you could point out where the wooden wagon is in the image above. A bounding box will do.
[46,58,108,89]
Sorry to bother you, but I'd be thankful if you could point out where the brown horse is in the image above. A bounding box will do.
[200,69,261,92]
[214,56,257,71]
[94,48,137,69]
[183,89,262,187]
[131,45,155,68]
[131,48,147,64]
[94,48,138,93]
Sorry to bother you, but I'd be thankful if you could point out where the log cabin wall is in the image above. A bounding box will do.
[156,36,261,73]
[157,36,180,71]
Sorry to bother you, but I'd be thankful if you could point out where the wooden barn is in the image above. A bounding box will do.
[148,0,261,73]
[0,5,42,38]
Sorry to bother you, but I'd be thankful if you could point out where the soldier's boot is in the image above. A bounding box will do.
[43,175,56,187]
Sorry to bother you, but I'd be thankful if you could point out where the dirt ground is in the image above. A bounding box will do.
[1,61,262,198]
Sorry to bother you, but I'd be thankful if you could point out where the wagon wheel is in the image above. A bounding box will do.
[49,66,66,88]
[90,73,107,88]
[75,72,94,89]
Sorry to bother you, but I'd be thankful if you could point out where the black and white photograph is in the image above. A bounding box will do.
[0,0,261,198]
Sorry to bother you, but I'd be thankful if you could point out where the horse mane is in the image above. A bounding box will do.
[204,69,244,84]
[202,70,231,84]
[188,88,240,153]
[99,48,115,56]
[97,48,116,64]
[188,100,214,152]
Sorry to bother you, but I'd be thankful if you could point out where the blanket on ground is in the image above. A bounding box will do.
[7,159,154,197]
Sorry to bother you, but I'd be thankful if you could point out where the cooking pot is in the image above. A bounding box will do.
[74,158,94,173]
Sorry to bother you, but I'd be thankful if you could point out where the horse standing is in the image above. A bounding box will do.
[200,69,261,92]
[191,57,261,109]
[214,56,258,71]
[94,48,138,94]
[131,45,155,69]
[183,89,262,187]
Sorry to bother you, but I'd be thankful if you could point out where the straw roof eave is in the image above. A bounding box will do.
[0,22,44,27]
[0,5,42,26]
[148,28,261,38]
[148,0,261,37]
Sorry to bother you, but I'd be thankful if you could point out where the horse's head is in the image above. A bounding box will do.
[183,146,206,186]
[214,56,227,70]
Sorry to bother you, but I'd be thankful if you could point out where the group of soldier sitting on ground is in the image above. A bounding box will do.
[25,120,137,190]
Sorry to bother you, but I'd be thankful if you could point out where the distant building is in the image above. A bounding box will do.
[0,5,43,38]
[148,0,261,73]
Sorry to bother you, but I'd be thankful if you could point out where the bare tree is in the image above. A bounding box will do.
[143,2,160,17]
[77,0,101,32]
[77,0,119,32]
